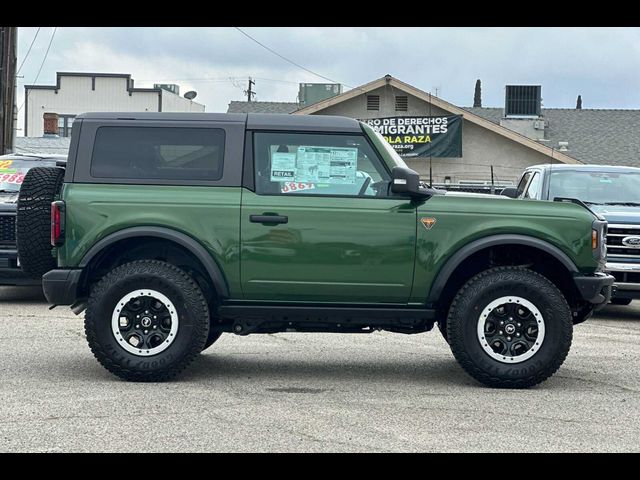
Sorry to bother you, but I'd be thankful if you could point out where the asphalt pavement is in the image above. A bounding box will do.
[0,286,638,452]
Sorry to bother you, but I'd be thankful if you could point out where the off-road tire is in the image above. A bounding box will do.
[611,298,632,306]
[16,166,65,277]
[85,260,210,382]
[447,266,573,389]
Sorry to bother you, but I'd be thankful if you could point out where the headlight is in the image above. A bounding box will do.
[592,219,607,262]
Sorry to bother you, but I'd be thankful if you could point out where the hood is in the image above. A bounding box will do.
[0,192,18,205]
[589,204,640,224]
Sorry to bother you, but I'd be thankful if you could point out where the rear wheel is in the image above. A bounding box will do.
[16,167,65,277]
[85,260,209,381]
[447,266,573,389]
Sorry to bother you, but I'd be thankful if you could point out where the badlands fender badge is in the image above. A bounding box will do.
[420,217,437,230]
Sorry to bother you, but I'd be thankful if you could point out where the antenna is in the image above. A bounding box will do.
[546,147,554,201]
[183,91,197,100]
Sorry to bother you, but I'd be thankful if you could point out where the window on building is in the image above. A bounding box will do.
[395,96,408,112]
[91,126,225,181]
[253,132,390,197]
[367,95,380,111]
[57,115,76,137]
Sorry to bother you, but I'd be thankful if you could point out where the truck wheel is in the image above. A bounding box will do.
[16,167,65,277]
[446,266,572,389]
[85,260,210,381]
[610,298,632,306]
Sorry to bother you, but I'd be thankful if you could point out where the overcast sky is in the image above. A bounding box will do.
[14,26,640,135]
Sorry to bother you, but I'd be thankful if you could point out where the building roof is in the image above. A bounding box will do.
[227,101,299,114]
[464,107,640,167]
[14,136,71,156]
[293,75,580,165]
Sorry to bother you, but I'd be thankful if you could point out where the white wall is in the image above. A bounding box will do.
[161,90,205,112]
[25,74,204,136]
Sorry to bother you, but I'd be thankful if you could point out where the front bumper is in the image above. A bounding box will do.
[42,269,83,305]
[605,262,640,299]
[0,248,40,286]
[573,272,615,308]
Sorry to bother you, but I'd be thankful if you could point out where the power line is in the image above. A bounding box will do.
[18,26,57,113]
[16,27,41,75]
[233,27,353,89]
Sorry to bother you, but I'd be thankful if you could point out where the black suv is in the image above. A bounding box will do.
[0,153,67,285]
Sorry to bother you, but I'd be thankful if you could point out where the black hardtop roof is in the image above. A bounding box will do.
[527,163,640,173]
[75,112,362,133]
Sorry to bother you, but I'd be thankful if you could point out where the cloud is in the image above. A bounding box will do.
[15,27,640,135]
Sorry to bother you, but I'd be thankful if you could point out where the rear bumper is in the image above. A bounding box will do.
[42,269,82,305]
[573,272,615,308]
[605,262,640,299]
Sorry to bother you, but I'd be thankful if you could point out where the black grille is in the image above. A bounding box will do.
[0,215,16,245]
[607,226,640,258]
[611,271,640,284]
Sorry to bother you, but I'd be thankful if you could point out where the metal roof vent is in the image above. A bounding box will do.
[505,85,541,117]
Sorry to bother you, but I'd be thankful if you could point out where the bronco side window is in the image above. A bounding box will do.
[91,126,225,181]
[253,132,390,197]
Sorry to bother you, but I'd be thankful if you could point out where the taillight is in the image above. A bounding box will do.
[51,201,65,246]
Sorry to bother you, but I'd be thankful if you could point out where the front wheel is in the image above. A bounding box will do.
[85,260,210,381]
[446,267,573,389]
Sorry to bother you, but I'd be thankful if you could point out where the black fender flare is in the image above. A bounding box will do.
[79,226,230,298]
[426,234,579,303]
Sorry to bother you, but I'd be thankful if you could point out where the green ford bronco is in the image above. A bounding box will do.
[17,112,614,387]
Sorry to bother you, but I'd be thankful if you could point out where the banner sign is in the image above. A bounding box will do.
[360,115,463,157]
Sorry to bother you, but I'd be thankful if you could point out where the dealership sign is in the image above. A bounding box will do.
[361,115,463,157]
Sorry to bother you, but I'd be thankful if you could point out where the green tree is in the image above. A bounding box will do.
[473,79,482,108]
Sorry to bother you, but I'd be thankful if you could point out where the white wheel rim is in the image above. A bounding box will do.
[111,289,179,357]
[476,296,545,364]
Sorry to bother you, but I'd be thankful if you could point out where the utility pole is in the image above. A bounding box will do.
[244,77,255,102]
[0,26,17,154]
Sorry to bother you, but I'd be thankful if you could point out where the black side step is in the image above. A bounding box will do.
[217,304,436,335]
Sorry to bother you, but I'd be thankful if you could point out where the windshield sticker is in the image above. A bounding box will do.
[296,146,357,184]
[0,160,14,170]
[270,146,358,185]
[270,152,297,182]
[0,172,25,185]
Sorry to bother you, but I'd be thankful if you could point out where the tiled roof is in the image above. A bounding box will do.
[464,107,640,167]
[14,136,71,156]
[227,101,299,114]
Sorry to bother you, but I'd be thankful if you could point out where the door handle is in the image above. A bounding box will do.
[249,214,288,225]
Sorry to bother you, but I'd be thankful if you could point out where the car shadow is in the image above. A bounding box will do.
[596,302,640,321]
[179,352,480,389]
[0,285,46,302]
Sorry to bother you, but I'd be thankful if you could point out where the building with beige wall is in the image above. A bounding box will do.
[228,75,611,187]
[24,72,205,137]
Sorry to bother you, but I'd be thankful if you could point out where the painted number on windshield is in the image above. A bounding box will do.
[0,173,25,185]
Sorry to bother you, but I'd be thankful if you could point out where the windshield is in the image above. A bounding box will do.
[548,170,640,205]
[361,123,409,169]
[0,159,56,192]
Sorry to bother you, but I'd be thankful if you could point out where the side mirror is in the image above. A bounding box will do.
[500,187,518,198]
[391,166,426,197]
